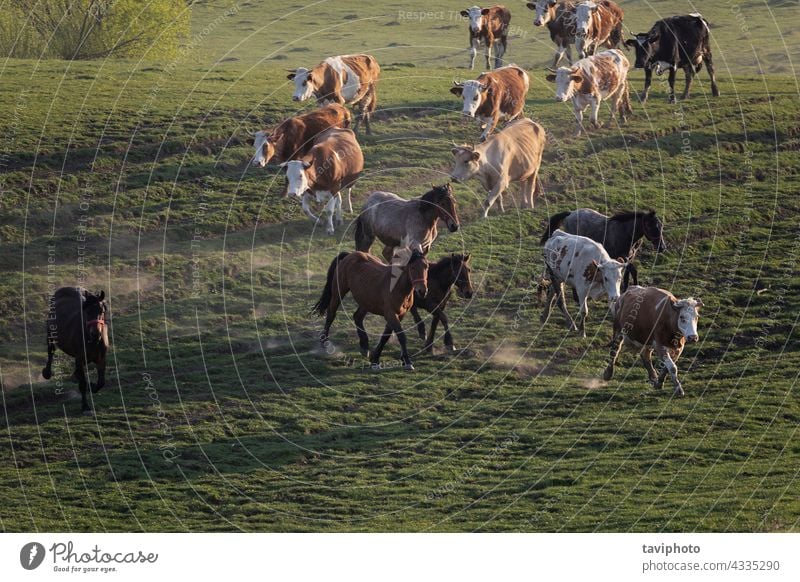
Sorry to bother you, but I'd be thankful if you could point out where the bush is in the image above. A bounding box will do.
[0,0,190,61]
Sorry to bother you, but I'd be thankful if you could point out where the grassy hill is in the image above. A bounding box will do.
[0,0,798,531]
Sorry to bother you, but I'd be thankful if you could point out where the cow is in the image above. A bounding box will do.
[251,104,351,168]
[282,127,363,235]
[574,0,624,58]
[287,54,380,134]
[450,117,545,218]
[603,285,703,397]
[450,64,529,141]
[546,48,631,136]
[541,229,626,337]
[526,1,577,68]
[624,14,720,103]
[460,5,512,70]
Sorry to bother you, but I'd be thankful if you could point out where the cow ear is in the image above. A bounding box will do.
[471,151,481,162]
[464,253,471,262]
[286,72,296,80]
[616,257,625,263]
[459,10,469,17]
[279,161,288,168]
[570,74,582,83]
[545,74,557,82]
[303,161,312,169]
[481,8,490,15]
[450,86,464,96]
[526,2,536,10]
[623,39,636,48]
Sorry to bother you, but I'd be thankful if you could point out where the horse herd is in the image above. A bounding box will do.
[41,3,715,414]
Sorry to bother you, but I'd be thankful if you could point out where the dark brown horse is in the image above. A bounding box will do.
[42,287,109,414]
[355,183,460,263]
[410,253,475,353]
[313,247,429,370]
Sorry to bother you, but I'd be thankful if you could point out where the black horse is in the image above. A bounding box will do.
[410,253,475,353]
[42,287,109,414]
[541,208,667,290]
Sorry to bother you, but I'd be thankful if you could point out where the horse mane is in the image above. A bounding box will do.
[609,210,654,223]
[420,184,451,204]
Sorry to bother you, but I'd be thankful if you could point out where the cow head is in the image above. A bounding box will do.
[673,298,703,342]
[450,79,489,117]
[624,33,653,69]
[287,67,317,102]
[546,66,583,102]
[642,211,667,252]
[586,258,626,306]
[251,130,276,167]
[460,6,489,34]
[281,159,313,198]
[574,1,598,38]
[526,1,557,27]
[450,145,482,182]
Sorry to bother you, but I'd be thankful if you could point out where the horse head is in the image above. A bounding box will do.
[452,253,474,299]
[424,183,460,233]
[643,211,667,252]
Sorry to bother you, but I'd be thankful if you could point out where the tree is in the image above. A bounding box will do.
[0,0,189,60]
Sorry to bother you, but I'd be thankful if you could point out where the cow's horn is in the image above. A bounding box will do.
[545,67,557,73]
[452,78,464,86]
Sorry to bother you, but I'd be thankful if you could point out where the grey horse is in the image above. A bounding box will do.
[355,184,460,263]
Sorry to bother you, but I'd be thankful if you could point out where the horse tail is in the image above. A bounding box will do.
[541,211,571,244]
[313,252,349,316]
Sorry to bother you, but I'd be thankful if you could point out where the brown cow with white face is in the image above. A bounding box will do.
[461,5,512,70]
[574,0,624,58]
[287,55,380,134]
[603,285,703,397]
[251,104,351,168]
[451,64,529,141]
[526,1,578,68]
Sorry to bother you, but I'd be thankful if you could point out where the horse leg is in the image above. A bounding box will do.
[91,353,106,393]
[370,323,394,368]
[388,315,414,370]
[381,244,394,264]
[353,307,370,358]
[438,309,456,352]
[603,332,623,381]
[411,305,426,341]
[322,279,347,345]
[42,336,55,379]
[423,311,441,353]
[75,361,92,414]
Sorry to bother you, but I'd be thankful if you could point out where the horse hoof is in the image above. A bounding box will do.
[404,363,415,371]
[360,349,370,358]
[42,368,52,380]
[602,368,613,381]
[673,386,685,397]
[82,409,94,417]
[90,383,103,394]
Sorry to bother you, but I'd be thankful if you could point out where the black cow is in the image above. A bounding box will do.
[624,13,719,103]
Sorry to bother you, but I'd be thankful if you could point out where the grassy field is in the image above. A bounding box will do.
[0,0,798,532]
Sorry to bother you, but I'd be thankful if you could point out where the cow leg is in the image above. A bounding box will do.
[353,307,370,358]
[640,348,658,385]
[589,96,601,129]
[334,193,344,226]
[485,39,493,70]
[640,67,652,103]
[468,37,478,70]
[552,47,566,68]
[667,68,677,103]
[705,51,720,97]
[494,39,506,69]
[556,282,578,331]
[42,336,55,379]
[521,177,535,209]
[681,65,694,100]
[655,345,684,396]
[301,191,319,222]
[345,187,353,214]
[480,113,499,141]
[411,305,426,341]
[75,361,92,414]
[573,103,584,136]
[577,294,589,338]
[322,193,336,235]
[540,279,556,325]
[483,179,507,218]
[603,333,624,381]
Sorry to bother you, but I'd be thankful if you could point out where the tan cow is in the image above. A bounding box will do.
[461,5,512,70]
[546,48,631,136]
[287,54,380,134]
[282,128,363,235]
[603,285,703,397]
[574,0,624,58]
[450,117,545,218]
[251,104,351,167]
[451,64,529,141]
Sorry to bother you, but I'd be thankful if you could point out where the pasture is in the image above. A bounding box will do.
[0,0,798,532]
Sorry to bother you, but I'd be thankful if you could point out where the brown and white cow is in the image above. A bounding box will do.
[546,48,630,136]
[282,128,363,235]
[541,229,627,337]
[460,5,512,70]
[603,285,703,397]
[251,104,351,168]
[526,1,578,68]
[450,117,545,218]
[574,0,624,59]
[451,64,529,141]
[287,54,380,134]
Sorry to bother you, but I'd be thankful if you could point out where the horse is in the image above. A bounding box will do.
[409,253,475,353]
[42,287,109,415]
[355,184,460,263]
[313,247,429,370]
[541,208,666,289]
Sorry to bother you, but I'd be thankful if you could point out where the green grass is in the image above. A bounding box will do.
[0,0,798,532]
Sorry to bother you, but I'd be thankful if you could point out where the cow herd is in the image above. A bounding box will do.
[42,3,718,414]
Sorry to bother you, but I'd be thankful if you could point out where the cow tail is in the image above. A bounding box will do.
[312,252,349,316]
[541,211,571,244]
